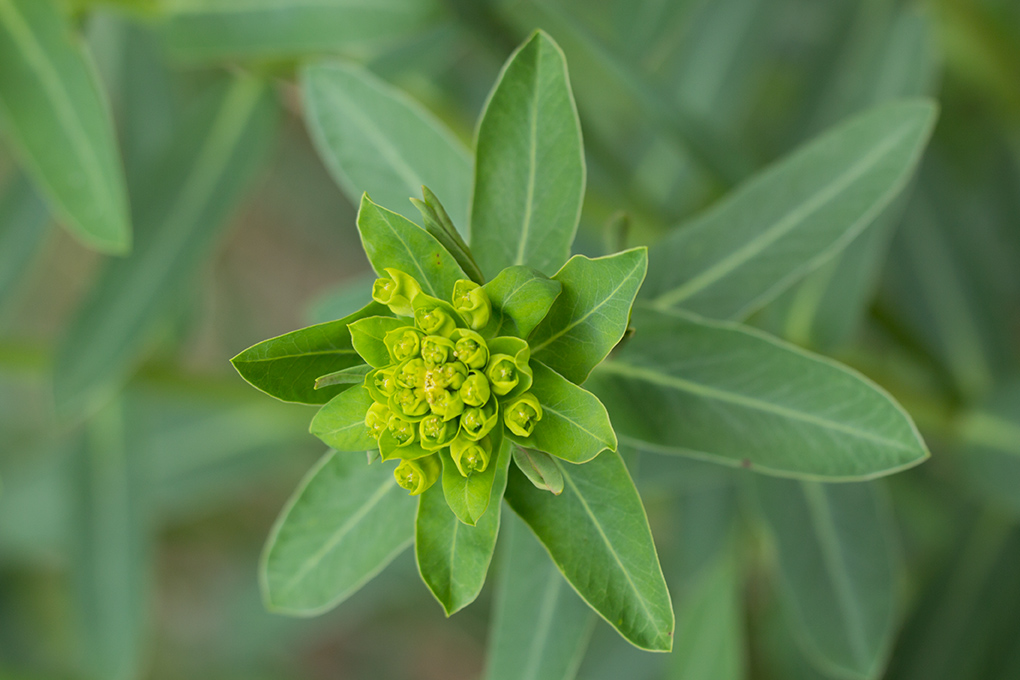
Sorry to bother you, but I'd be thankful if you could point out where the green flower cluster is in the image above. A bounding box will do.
[365,268,543,495]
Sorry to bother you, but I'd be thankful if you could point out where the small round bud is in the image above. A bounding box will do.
[452,280,491,330]
[460,399,498,440]
[389,386,429,419]
[372,367,397,397]
[486,354,519,395]
[504,392,543,437]
[372,269,422,316]
[396,358,426,390]
[460,371,491,407]
[415,306,457,337]
[451,329,489,370]
[387,414,418,446]
[420,335,455,368]
[426,386,464,421]
[364,402,391,439]
[394,455,441,495]
[384,326,424,363]
[450,434,492,477]
[419,414,457,451]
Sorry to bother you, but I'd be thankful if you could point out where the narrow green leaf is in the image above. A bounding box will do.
[302,61,471,230]
[504,449,674,651]
[348,315,407,368]
[54,75,278,418]
[165,0,440,61]
[0,173,49,315]
[508,361,616,464]
[0,0,130,253]
[482,265,562,339]
[309,387,375,453]
[231,302,385,405]
[471,30,585,278]
[644,99,937,320]
[315,364,373,390]
[483,513,595,680]
[412,186,483,282]
[588,306,928,480]
[357,193,467,301]
[261,450,416,615]
[440,426,505,526]
[512,447,564,495]
[753,479,898,680]
[529,248,648,384]
[416,438,512,615]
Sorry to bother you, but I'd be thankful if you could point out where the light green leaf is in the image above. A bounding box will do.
[529,248,648,384]
[261,450,415,615]
[0,0,130,253]
[512,447,564,495]
[348,315,407,368]
[589,306,928,480]
[302,61,471,231]
[643,99,937,320]
[416,438,512,615]
[440,427,505,526]
[508,361,616,464]
[315,364,373,390]
[54,75,278,418]
[357,193,466,301]
[471,30,585,278]
[483,512,595,680]
[0,173,49,316]
[753,479,898,680]
[309,387,375,453]
[482,265,562,339]
[164,0,440,61]
[231,302,385,405]
[504,449,674,651]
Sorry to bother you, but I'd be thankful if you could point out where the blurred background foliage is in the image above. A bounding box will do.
[1,0,1019,678]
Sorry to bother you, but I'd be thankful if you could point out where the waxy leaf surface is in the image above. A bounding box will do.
[261,451,415,614]
[530,248,648,384]
[589,307,928,480]
[471,30,585,278]
[504,449,674,651]
[0,0,130,252]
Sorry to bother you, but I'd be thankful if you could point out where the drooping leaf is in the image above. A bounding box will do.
[231,302,385,405]
[415,438,512,615]
[512,447,564,495]
[261,451,415,615]
[589,306,928,480]
[529,248,648,384]
[302,61,471,230]
[753,478,898,680]
[0,173,49,315]
[483,513,595,680]
[504,449,674,652]
[643,99,937,320]
[0,0,130,253]
[471,30,585,278]
[482,265,562,339]
[309,387,376,453]
[508,361,616,464]
[357,194,466,301]
[54,75,278,418]
[164,0,441,61]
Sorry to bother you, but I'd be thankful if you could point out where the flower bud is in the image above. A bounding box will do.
[372,367,397,397]
[384,327,423,363]
[389,386,430,419]
[460,370,490,407]
[419,414,458,451]
[420,335,455,368]
[486,354,519,395]
[426,386,464,421]
[394,454,441,495]
[450,434,492,476]
[452,280,491,330]
[396,358,426,390]
[415,306,457,337]
[451,329,488,370]
[504,392,543,437]
[387,414,418,446]
[372,269,422,316]
[364,402,391,439]
[460,398,498,440]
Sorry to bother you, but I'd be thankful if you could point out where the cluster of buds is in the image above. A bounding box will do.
[367,269,543,495]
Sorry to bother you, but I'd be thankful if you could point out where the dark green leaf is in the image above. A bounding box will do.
[471,30,585,278]
[529,248,647,384]
[504,449,674,651]
[0,0,130,252]
[309,387,376,453]
[482,265,562,339]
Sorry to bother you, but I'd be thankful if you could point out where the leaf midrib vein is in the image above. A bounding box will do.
[513,49,542,266]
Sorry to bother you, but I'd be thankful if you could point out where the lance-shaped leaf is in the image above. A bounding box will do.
[471,30,585,278]
[441,427,506,526]
[504,449,674,651]
[302,62,471,231]
[0,0,130,253]
[357,194,466,301]
[416,438,512,615]
[529,248,648,384]
[753,478,898,680]
[643,99,937,320]
[508,361,616,464]
[165,0,440,61]
[309,387,376,452]
[348,315,407,367]
[261,451,415,615]
[0,174,49,314]
[589,307,928,480]
[512,447,564,495]
[54,75,278,419]
[231,302,385,405]
[482,266,562,339]
[483,513,595,680]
